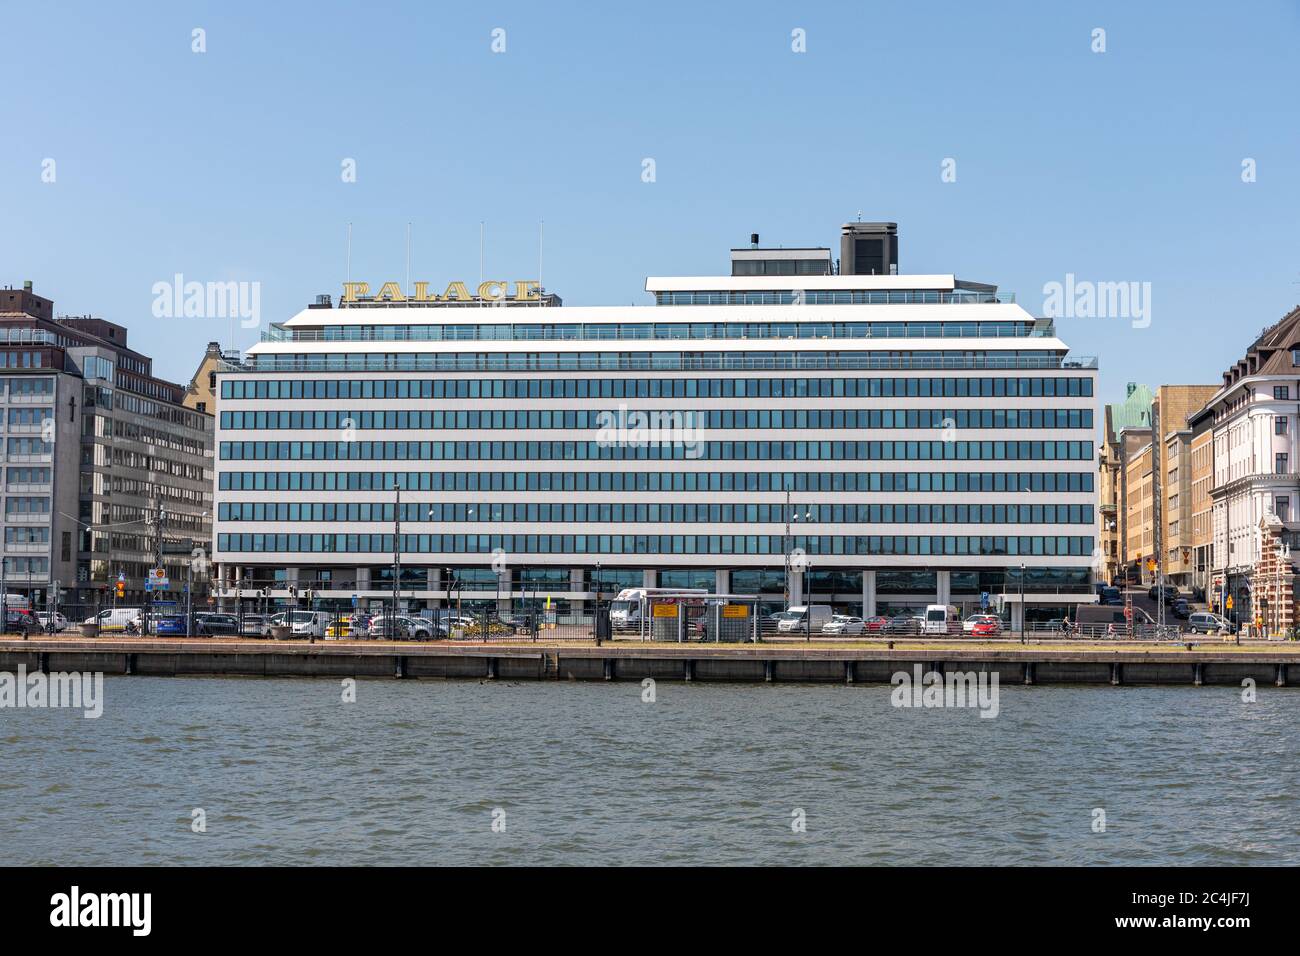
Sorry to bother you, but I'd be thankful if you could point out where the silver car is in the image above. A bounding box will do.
[822,615,865,635]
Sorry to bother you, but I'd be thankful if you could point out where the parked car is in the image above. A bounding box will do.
[970,617,1002,637]
[1170,598,1190,620]
[862,616,889,632]
[36,611,69,632]
[83,607,143,632]
[822,615,865,635]
[155,615,189,636]
[1097,586,1122,606]
[962,614,999,633]
[239,614,268,636]
[324,615,354,639]
[194,613,240,636]
[763,611,797,633]
[883,615,921,635]
[1147,585,1177,603]
[366,615,434,640]
[1187,611,1235,635]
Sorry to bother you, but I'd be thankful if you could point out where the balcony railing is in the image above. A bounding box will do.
[0,328,58,346]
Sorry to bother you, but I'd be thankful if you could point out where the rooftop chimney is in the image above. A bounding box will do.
[750,233,759,249]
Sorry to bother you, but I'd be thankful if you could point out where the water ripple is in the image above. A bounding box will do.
[0,678,1296,865]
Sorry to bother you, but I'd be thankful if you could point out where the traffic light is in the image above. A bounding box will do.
[115,580,125,599]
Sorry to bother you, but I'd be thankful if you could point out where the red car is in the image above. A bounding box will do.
[971,618,1002,637]
[863,616,889,632]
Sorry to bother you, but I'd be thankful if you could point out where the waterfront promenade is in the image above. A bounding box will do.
[2,634,1297,686]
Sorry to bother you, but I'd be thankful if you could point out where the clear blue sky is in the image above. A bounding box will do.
[2,0,1297,402]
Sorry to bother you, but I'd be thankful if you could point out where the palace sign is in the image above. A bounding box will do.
[341,280,541,304]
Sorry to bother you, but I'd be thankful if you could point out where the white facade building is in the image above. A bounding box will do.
[212,229,1099,624]
[1205,306,1300,628]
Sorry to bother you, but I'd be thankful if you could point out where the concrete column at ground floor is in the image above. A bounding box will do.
[642,569,656,589]
[1009,601,1024,632]
[570,567,585,616]
[355,567,371,591]
[863,570,876,617]
[936,570,951,605]
[285,567,300,586]
[715,569,729,596]
[497,569,510,611]
[789,571,803,606]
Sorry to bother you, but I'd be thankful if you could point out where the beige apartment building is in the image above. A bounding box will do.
[1188,407,1214,597]
[1153,385,1219,589]
[1125,441,1155,578]
[183,341,237,414]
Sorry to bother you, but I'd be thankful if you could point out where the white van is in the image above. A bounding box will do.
[777,605,834,633]
[285,610,331,638]
[923,604,960,635]
[84,607,142,632]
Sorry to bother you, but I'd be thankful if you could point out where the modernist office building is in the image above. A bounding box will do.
[0,283,214,612]
[212,224,1099,624]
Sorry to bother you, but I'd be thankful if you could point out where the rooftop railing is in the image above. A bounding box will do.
[240,353,1098,374]
[262,321,1056,344]
[654,290,1014,306]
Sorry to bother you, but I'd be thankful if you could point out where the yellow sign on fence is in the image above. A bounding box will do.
[652,604,678,618]
[721,604,749,619]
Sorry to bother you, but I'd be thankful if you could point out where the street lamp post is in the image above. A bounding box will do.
[1019,562,1026,644]
[594,561,602,646]
[805,559,814,643]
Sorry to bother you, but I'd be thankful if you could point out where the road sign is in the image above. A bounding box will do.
[980,591,990,610]
[1226,596,1234,610]
[154,600,177,606]
[721,604,749,619]
[161,539,195,555]
[653,603,678,618]
[148,567,169,589]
